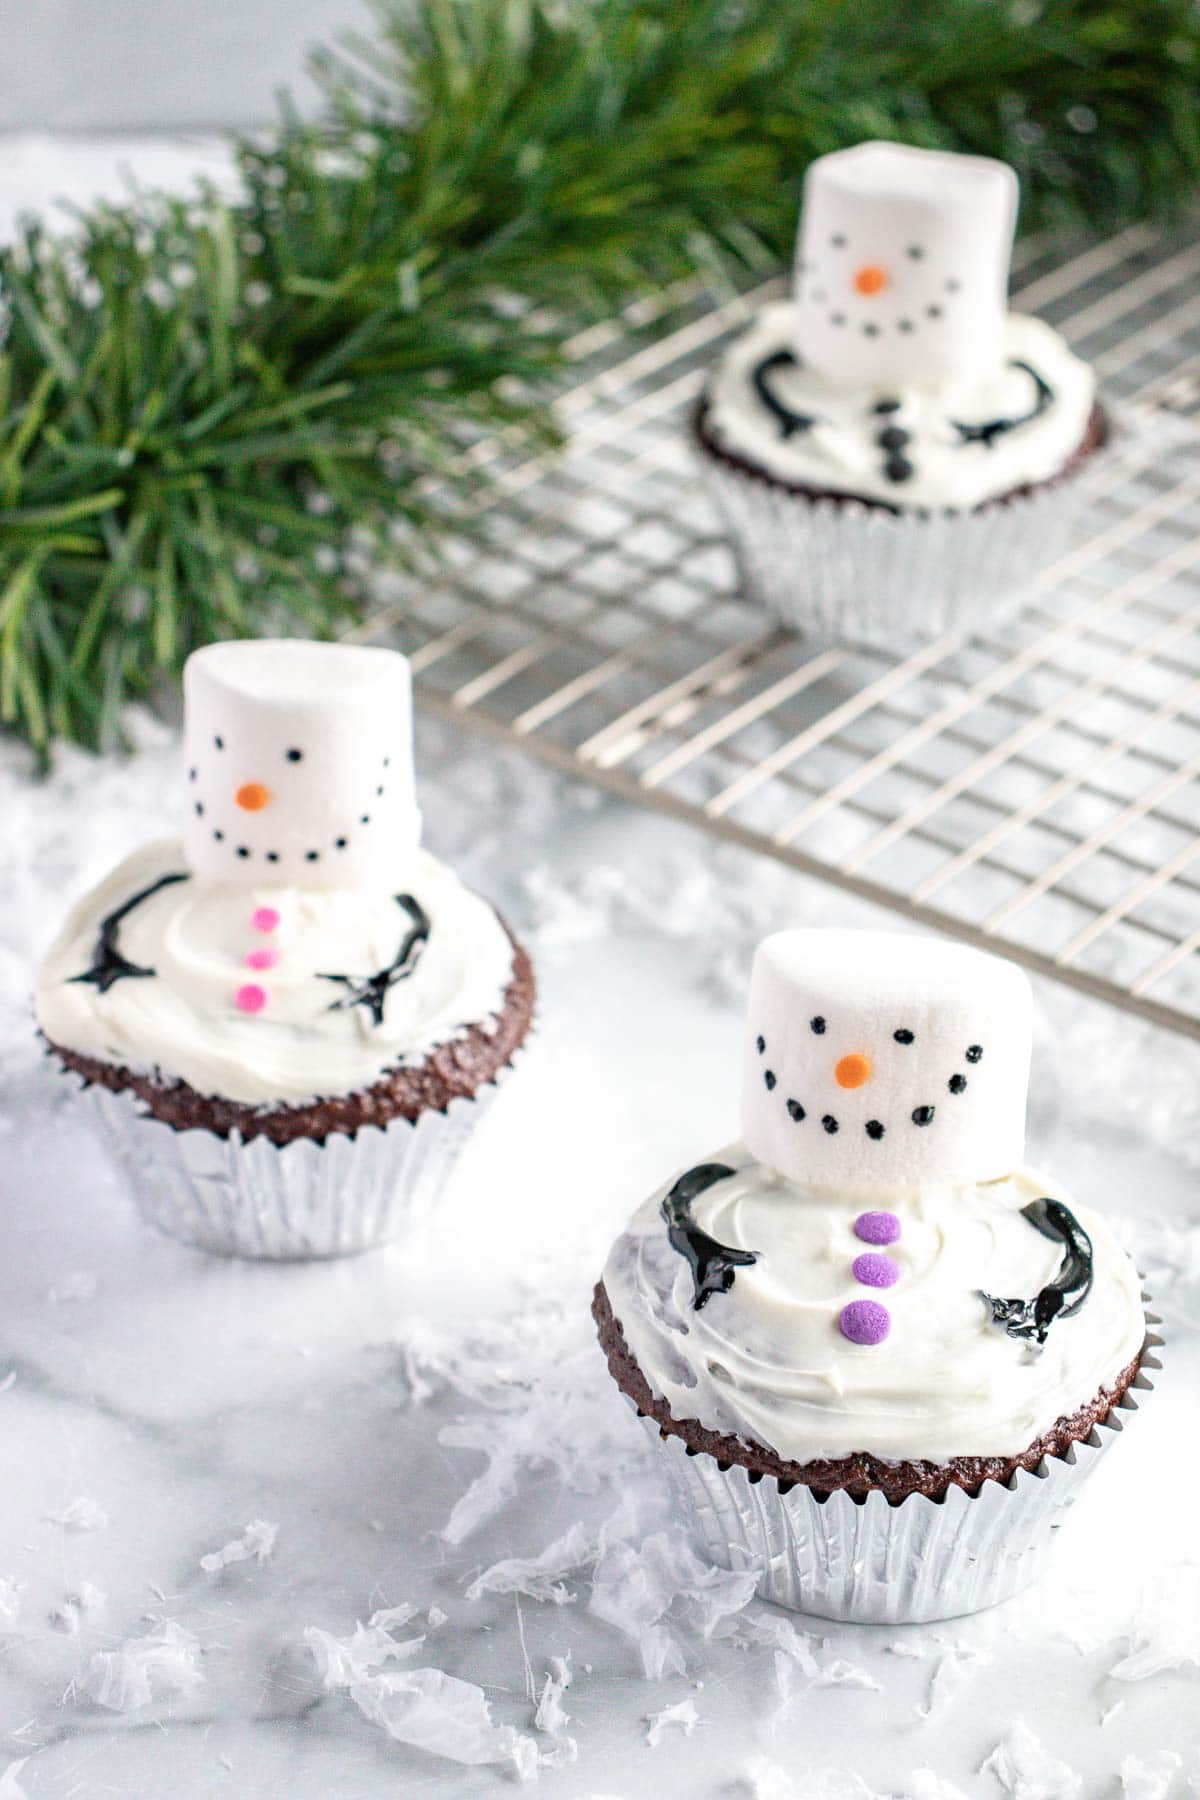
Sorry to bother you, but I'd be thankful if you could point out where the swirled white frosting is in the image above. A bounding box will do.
[702,302,1097,511]
[602,1146,1144,1463]
[36,838,517,1108]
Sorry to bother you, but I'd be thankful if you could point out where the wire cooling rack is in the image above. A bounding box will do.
[354,221,1200,1041]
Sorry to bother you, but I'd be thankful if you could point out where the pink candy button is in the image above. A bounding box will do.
[235,983,268,1014]
[252,906,280,933]
[244,947,280,970]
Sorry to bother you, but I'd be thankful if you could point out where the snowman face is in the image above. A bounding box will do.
[740,930,1031,1192]
[182,641,421,891]
[793,142,1018,389]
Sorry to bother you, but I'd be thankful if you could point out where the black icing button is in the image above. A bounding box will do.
[872,398,901,415]
[885,455,915,484]
[876,425,909,451]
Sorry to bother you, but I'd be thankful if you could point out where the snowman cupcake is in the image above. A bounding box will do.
[594,930,1156,1623]
[37,640,535,1259]
[695,142,1108,646]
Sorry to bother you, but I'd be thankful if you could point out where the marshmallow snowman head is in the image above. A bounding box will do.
[182,640,421,890]
[742,929,1032,1191]
[793,142,1018,390]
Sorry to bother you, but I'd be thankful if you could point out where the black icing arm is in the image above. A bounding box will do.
[951,359,1054,448]
[320,892,431,1027]
[69,871,190,993]
[982,1197,1094,1346]
[661,1162,759,1312]
[752,351,819,441]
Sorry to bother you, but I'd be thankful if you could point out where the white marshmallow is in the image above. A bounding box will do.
[741,929,1031,1191]
[182,640,421,890]
[793,141,1018,389]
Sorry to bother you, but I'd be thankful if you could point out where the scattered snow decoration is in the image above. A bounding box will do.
[81,1620,203,1712]
[915,1649,988,1721]
[645,1696,699,1747]
[466,1522,595,1606]
[736,1613,880,1706]
[199,1519,278,1573]
[589,1532,759,1680]
[533,1655,572,1738]
[1120,1750,1182,1800]
[1109,1566,1200,1681]
[0,1761,28,1800]
[45,1498,106,1534]
[0,1579,22,1624]
[426,1607,448,1630]
[305,1611,539,1781]
[906,1773,970,1800]
[979,1723,1081,1799]
[742,1756,882,1800]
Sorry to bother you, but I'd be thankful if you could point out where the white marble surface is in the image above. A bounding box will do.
[0,135,1198,1800]
[0,713,1197,1800]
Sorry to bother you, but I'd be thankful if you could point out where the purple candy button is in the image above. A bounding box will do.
[852,1251,900,1289]
[839,1299,891,1346]
[854,1210,900,1246]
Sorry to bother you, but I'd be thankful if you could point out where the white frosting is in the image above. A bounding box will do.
[794,142,1017,387]
[743,930,1032,1190]
[35,837,516,1108]
[703,301,1096,510]
[603,1149,1146,1464]
[183,641,421,891]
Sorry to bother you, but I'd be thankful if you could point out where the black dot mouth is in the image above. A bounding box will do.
[821,1114,839,1135]
[865,1119,885,1140]
[786,1098,805,1122]
[763,1070,777,1092]
[912,1105,936,1126]
[948,1073,967,1094]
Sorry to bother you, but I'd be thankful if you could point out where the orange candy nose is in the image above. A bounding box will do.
[835,1052,872,1090]
[235,781,271,812]
[852,264,889,296]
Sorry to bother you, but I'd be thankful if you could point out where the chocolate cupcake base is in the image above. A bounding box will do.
[693,399,1113,651]
[51,935,535,1260]
[594,1281,1161,1623]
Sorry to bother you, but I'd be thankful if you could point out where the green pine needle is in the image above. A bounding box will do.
[2,0,1199,755]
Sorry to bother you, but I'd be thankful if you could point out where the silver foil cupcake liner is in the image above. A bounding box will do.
[72,1057,520,1260]
[636,1307,1161,1625]
[695,425,1116,651]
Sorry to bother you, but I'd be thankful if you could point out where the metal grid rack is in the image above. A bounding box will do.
[354,221,1200,1041]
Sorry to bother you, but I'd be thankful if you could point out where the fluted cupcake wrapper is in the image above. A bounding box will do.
[695,424,1118,651]
[635,1305,1161,1625]
[70,1054,521,1260]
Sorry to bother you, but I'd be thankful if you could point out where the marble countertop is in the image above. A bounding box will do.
[0,135,1197,1800]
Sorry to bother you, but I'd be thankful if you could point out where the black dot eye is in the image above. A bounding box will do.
[893,1028,914,1045]
[865,1120,885,1140]
[305,850,320,862]
[213,830,224,842]
[235,846,250,859]
[965,1044,983,1064]
[214,735,224,751]
[764,1070,776,1091]
[821,1114,839,1135]
[266,851,279,863]
[756,1035,765,1055]
[786,1099,805,1123]
[361,814,371,825]
[912,1105,936,1127]
[949,1074,967,1095]
[286,747,303,763]
[335,837,348,849]
[810,1016,826,1036]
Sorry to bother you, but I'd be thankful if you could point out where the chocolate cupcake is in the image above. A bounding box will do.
[695,142,1109,646]
[594,929,1156,1623]
[37,639,535,1258]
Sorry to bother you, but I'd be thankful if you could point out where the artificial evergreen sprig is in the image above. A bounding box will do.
[2,0,1198,755]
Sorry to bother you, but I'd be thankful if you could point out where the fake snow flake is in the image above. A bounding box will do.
[199,1518,278,1573]
[1109,1566,1200,1680]
[533,1655,571,1737]
[0,1579,21,1624]
[589,1532,759,1680]
[979,1722,1081,1799]
[905,1774,970,1800]
[465,1522,595,1606]
[45,1497,106,1534]
[1120,1751,1182,1800]
[81,1619,203,1712]
[743,1756,883,1800]
[915,1649,988,1721]
[0,1762,28,1800]
[305,1612,539,1780]
[645,1697,699,1747]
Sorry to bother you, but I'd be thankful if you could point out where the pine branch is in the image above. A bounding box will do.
[2,0,1198,755]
